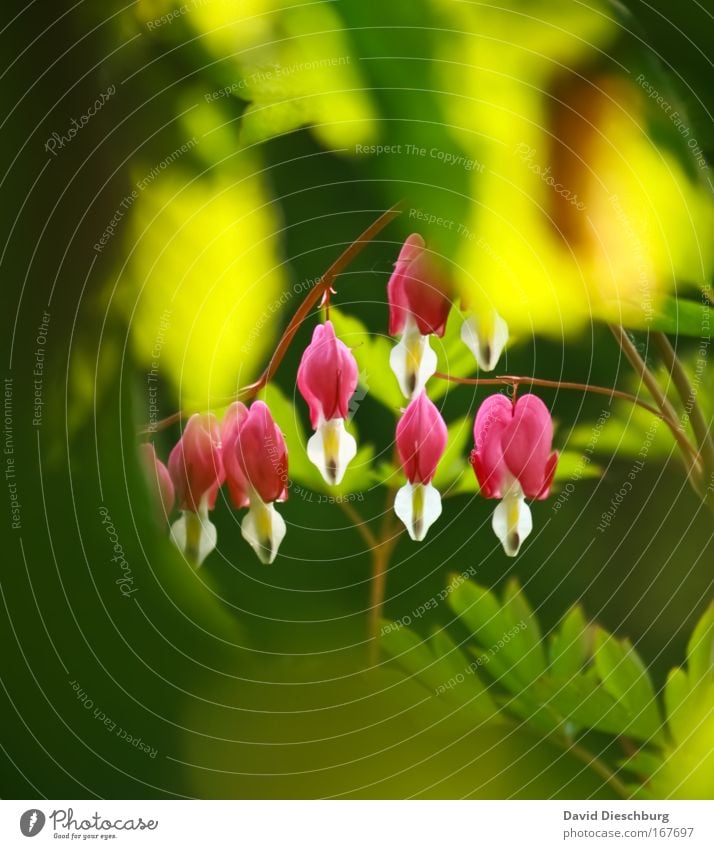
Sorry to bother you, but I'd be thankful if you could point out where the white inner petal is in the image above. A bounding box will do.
[307,417,357,486]
[390,318,437,399]
[394,481,442,542]
[241,497,286,565]
[170,505,217,567]
[460,309,509,372]
[492,482,532,557]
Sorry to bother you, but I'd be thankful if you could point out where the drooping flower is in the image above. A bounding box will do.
[168,413,224,566]
[229,400,288,565]
[139,442,175,518]
[221,401,250,509]
[460,306,509,372]
[297,320,359,486]
[387,234,451,399]
[394,391,448,541]
[471,393,558,556]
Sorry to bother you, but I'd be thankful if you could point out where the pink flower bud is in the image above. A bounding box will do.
[388,234,451,338]
[221,401,250,509]
[394,391,448,542]
[396,391,448,484]
[233,401,288,505]
[297,320,358,428]
[471,394,558,500]
[139,443,175,516]
[168,413,224,512]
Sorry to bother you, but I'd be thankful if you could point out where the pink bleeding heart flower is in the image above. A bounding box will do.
[221,401,250,509]
[233,401,288,505]
[167,413,224,566]
[388,234,451,337]
[394,391,448,541]
[231,400,288,565]
[168,413,224,512]
[139,443,175,517]
[297,320,359,485]
[387,234,452,399]
[471,393,558,556]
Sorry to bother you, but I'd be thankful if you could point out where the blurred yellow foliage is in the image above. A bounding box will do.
[121,158,286,413]
[432,0,714,336]
[188,0,377,149]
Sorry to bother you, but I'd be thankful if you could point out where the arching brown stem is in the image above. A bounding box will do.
[433,371,701,467]
[139,202,403,435]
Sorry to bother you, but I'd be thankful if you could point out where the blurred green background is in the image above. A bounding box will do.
[1,0,712,799]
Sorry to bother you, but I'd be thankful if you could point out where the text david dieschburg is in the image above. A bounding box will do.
[564,810,669,824]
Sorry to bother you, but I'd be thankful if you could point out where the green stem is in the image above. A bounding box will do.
[653,332,714,474]
[434,370,700,465]
[609,324,702,489]
[565,738,632,799]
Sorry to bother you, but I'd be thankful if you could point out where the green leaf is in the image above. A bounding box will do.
[543,668,647,740]
[593,629,663,742]
[329,307,403,413]
[549,605,590,680]
[635,296,714,337]
[552,450,602,484]
[381,621,496,717]
[664,666,690,743]
[448,581,537,692]
[429,629,499,718]
[617,750,664,779]
[502,578,547,680]
[686,602,714,684]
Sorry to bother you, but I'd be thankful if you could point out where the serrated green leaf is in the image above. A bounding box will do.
[686,602,714,685]
[502,578,547,681]
[593,629,663,742]
[381,621,497,717]
[543,668,649,740]
[449,581,533,693]
[430,629,499,718]
[664,666,690,741]
[549,605,590,680]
